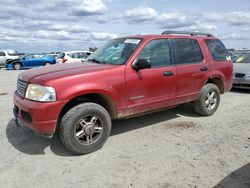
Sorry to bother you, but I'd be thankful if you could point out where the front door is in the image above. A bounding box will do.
[125,38,176,116]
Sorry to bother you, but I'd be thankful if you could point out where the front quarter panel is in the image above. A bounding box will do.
[41,66,126,112]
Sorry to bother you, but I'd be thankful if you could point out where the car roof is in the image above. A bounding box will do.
[117,34,218,40]
[0,49,18,53]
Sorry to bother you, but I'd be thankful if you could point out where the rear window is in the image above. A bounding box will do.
[173,38,203,64]
[205,39,229,61]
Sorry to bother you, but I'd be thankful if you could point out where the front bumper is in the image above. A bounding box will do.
[13,91,67,136]
[233,77,250,89]
[5,63,14,70]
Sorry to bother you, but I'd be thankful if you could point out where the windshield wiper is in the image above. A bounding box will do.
[88,58,104,64]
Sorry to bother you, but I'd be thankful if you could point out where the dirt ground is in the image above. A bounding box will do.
[0,69,249,188]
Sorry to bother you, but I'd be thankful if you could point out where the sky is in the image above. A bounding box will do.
[0,0,250,53]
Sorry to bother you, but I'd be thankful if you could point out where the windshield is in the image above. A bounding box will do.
[86,38,142,65]
[234,53,250,63]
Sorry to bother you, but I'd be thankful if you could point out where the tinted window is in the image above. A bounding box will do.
[0,51,5,56]
[138,39,171,68]
[174,38,202,64]
[205,39,228,61]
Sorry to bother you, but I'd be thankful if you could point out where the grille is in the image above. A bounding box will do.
[235,73,245,78]
[17,79,27,97]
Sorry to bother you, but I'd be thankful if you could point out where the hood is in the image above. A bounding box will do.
[233,63,250,74]
[19,62,117,83]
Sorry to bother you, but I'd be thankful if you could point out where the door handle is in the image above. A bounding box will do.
[200,66,208,72]
[163,71,173,76]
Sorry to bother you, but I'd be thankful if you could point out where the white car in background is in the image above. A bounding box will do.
[0,49,19,68]
[56,51,92,64]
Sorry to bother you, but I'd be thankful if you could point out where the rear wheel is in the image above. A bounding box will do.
[194,83,220,116]
[59,103,111,155]
[44,62,51,66]
[13,62,21,70]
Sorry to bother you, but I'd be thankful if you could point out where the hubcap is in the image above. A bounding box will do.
[74,115,103,145]
[205,91,217,110]
[15,64,21,70]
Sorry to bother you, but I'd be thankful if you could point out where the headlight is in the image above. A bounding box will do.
[25,84,56,102]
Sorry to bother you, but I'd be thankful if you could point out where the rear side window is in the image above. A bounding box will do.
[0,51,5,56]
[205,39,228,61]
[173,38,203,64]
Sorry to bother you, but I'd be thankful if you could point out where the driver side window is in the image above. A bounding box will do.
[138,39,171,68]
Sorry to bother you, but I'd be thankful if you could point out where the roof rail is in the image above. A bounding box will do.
[162,30,213,37]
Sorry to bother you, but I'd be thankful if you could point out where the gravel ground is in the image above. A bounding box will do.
[0,69,249,188]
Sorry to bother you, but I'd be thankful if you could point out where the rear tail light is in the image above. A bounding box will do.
[62,58,68,63]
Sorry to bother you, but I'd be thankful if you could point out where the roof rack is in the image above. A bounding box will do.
[162,30,213,37]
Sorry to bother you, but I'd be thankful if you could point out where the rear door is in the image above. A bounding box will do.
[172,38,209,104]
[125,38,176,116]
[204,39,233,92]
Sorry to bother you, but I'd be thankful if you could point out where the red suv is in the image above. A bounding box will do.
[13,31,233,154]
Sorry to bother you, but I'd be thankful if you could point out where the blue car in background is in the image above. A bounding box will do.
[5,54,56,70]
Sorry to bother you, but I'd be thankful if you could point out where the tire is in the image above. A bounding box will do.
[13,62,21,70]
[44,62,51,66]
[59,103,111,155]
[194,83,220,116]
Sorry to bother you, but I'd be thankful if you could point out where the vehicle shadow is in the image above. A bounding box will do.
[6,119,74,156]
[111,103,199,136]
[213,163,250,188]
[6,103,199,156]
[230,88,250,94]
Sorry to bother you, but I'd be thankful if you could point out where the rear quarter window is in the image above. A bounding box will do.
[205,39,229,61]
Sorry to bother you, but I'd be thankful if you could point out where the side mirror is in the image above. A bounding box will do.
[132,59,151,71]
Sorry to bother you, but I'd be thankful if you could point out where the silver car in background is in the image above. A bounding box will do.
[56,51,92,64]
[233,53,250,89]
[0,49,19,68]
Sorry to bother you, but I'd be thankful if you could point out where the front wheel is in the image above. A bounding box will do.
[59,103,111,155]
[13,62,21,70]
[194,83,220,116]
